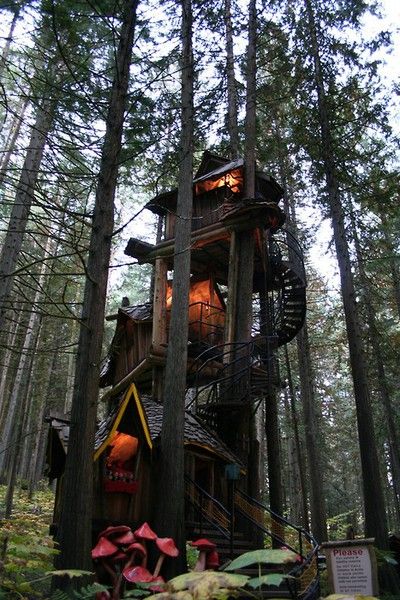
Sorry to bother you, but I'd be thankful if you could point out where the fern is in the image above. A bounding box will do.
[73,583,110,598]
[50,582,109,600]
[50,590,71,600]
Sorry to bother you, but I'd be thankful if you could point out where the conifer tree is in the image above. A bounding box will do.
[54,0,138,582]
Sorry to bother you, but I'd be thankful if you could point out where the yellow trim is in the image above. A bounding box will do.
[93,383,152,461]
[132,384,153,450]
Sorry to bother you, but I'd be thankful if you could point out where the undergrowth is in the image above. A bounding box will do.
[0,482,57,598]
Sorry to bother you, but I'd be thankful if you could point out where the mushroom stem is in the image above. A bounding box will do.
[153,554,165,577]
[194,551,207,571]
[102,558,118,584]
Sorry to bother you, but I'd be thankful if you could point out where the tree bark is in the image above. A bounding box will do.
[155,0,193,577]
[0,96,55,334]
[284,346,310,530]
[54,0,138,583]
[350,207,400,527]
[273,111,326,537]
[296,324,327,541]
[0,96,29,187]
[0,6,20,82]
[304,0,391,556]
[224,0,239,158]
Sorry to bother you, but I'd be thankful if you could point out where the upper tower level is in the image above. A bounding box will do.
[144,151,284,242]
[125,151,286,288]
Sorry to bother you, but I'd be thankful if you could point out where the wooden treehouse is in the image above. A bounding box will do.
[47,151,319,599]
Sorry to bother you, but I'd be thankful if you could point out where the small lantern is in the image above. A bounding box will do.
[225,463,241,481]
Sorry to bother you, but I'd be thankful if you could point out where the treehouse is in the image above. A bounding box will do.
[46,151,319,599]
[47,383,242,534]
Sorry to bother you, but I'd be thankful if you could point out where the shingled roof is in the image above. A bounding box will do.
[99,303,153,386]
[47,385,243,470]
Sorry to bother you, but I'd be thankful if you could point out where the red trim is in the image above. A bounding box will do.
[104,480,138,494]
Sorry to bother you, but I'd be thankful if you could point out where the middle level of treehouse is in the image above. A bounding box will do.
[108,151,305,398]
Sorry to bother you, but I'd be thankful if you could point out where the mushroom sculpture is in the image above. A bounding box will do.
[190,538,219,571]
[133,522,157,568]
[92,536,119,585]
[153,537,179,577]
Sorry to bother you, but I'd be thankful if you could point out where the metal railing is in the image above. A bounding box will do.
[269,229,306,286]
[234,489,319,599]
[185,475,231,540]
[186,338,279,417]
[184,477,319,600]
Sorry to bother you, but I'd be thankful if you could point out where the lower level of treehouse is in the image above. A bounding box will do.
[46,383,319,599]
[46,383,244,533]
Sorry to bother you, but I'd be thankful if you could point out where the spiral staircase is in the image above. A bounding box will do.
[186,229,306,428]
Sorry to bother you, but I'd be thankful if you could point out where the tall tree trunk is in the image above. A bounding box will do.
[0,308,43,475]
[0,310,19,428]
[0,6,20,81]
[0,96,55,334]
[274,113,327,538]
[224,0,239,158]
[350,208,400,527]
[304,0,392,559]
[296,324,327,541]
[3,313,41,519]
[0,96,29,187]
[54,0,138,583]
[0,234,52,474]
[284,347,310,530]
[379,211,400,320]
[155,0,193,577]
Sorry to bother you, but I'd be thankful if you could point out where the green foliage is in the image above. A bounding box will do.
[223,548,298,570]
[327,511,359,541]
[186,543,199,571]
[0,484,56,598]
[49,582,109,600]
[246,573,287,589]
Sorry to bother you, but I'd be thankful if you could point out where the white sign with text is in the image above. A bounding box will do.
[330,546,373,594]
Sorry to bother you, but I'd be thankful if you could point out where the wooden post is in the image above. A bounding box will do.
[152,258,167,401]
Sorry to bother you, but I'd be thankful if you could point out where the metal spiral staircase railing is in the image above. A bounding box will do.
[186,338,278,426]
[267,230,307,347]
[184,476,320,600]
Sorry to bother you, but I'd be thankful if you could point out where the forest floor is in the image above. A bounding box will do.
[0,482,57,598]
[0,484,397,600]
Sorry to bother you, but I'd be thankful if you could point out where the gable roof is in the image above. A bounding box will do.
[95,384,243,466]
[145,151,284,216]
[100,303,153,387]
[47,384,243,471]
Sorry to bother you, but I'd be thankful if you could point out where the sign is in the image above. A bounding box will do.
[321,538,378,596]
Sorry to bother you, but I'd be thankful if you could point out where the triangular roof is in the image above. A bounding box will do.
[47,384,243,470]
[194,150,232,179]
[100,303,153,387]
[95,384,244,467]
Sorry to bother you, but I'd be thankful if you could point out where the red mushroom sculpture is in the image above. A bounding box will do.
[190,538,217,571]
[153,537,179,577]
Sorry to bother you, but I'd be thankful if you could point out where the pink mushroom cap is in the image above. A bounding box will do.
[123,565,153,583]
[92,536,118,559]
[98,525,131,541]
[134,522,157,541]
[190,538,216,550]
[113,530,136,546]
[126,542,147,558]
[155,537,179,557]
